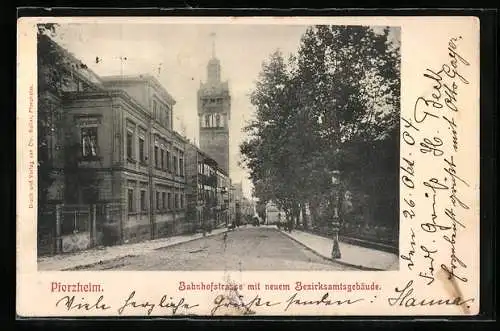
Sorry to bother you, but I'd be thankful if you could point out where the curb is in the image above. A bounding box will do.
[153,230,228,251]
[57,229,228,271]
[277,229,385,271]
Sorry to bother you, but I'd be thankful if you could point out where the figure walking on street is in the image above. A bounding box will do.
[222,231,228,250]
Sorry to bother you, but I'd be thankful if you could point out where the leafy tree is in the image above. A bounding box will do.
[293,25,400,228]
[37,24,104,208]
[37,24,62,212]
[241,25,400,235]
[241,50,296,214]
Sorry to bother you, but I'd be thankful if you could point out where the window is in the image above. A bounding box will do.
[166,150,171,171]
[216,114,221,127]
[165,109,170,128]
[162,192,166,210]
[139,137,145,162]
[153,100,157,118]
[160,149,164,169]
[205,115,210,128]
[154,146,159,168]
[179,157,184,177]
[173,155,178,175]
[128,189,134,212]
[167,193,172,210]
[175,194,179,209]
[81,127,98,158]
[126,131,134,160]
[180,194,184,209]
[140,190,147,211]
[156,191,161,210]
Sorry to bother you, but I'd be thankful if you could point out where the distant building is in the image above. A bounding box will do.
[240,197,255,220]
[216,167,231,226]
[185,143,230,231]
[266,202,281,224]
[233,182,243,203]
[229,185,236,224]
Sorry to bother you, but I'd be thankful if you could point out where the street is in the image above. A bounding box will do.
[76,226,358,271]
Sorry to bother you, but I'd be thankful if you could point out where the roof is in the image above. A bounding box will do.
[185,141,219,167]
[100,74,176,106]
[216,166,229,177]
[208,57,220,65]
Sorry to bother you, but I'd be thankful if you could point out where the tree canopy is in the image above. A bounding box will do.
[240,25,400,230]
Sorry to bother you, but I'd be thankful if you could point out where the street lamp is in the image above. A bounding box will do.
[330,170,342,259]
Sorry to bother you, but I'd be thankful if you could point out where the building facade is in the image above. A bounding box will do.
[185,143,230,231]
[65,74,188,243]
[216,167,231,226]
[37,35,189,255]
[197,45,231,175]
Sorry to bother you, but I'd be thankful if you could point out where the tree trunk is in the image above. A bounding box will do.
[293,202,300,228]
[337,184,346,234]
[301,202,308,230]
[309,198,321,229]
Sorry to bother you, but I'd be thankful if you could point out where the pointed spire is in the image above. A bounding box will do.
[210,32,216,58]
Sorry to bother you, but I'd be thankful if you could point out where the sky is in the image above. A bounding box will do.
[53,23,400,200]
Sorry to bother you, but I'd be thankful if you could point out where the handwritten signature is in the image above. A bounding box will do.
[388,280,474,308]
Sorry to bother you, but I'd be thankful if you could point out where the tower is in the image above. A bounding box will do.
[198,33,231,174]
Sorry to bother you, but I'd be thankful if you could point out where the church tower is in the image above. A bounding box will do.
[198,33,231,174]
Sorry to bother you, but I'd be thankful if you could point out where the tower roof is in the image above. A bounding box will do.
[208,57,220,65]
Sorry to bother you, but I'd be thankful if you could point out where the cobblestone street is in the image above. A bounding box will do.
[73,227,357,271]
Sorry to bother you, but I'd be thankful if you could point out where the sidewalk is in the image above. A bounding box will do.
[280,229,399,271]
[38,228,228,271]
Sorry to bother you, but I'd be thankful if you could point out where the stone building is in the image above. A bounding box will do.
[215,166,231,226]
[185,142,230,231]
[197,40,231,175]
[37,34,188,255]
[65,74,188,244]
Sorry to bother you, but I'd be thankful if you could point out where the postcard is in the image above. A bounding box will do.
[17,15,480,317]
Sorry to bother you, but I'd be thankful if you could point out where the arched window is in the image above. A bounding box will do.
[215,114,221,127]
[205,114,210,128]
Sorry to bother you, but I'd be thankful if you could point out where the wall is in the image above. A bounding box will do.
[115,91,187,243]
[104,81,149,111]
[199,130,229,174]
[62,232,91,253]
[63,95,115,168]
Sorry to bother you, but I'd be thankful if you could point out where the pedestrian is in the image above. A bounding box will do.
[222,231,228,250]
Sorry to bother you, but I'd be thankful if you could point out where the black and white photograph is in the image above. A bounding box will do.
[18,15,482,317]
[35,22,401,272]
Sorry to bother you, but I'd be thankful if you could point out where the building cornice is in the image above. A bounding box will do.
[63,89,152,122]
[100,74,176,106]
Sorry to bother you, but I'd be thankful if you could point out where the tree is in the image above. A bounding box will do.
[37,24,104,208]
[240,50,298,215]
[241,25,400,235]
[37,24,63,212]
[293,25,400,228]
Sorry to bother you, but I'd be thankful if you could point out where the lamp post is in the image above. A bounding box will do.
[330,170,342,259]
